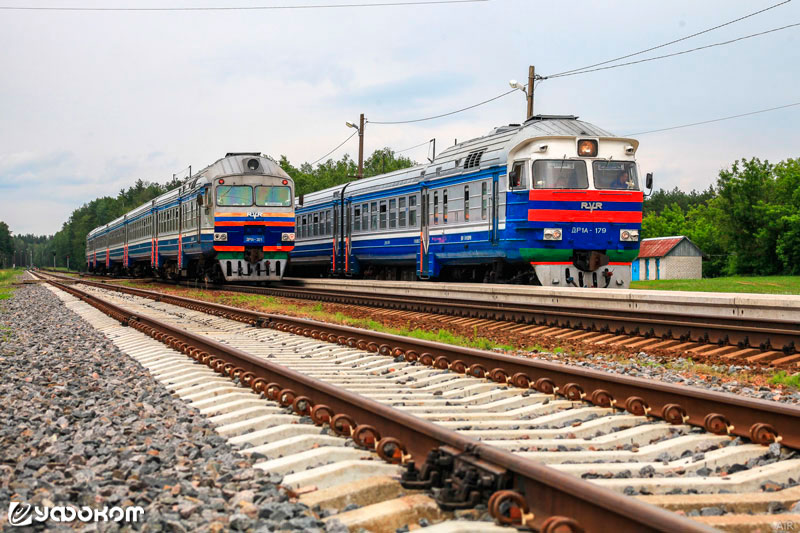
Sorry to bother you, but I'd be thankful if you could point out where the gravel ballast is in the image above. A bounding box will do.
[0,282,326,531]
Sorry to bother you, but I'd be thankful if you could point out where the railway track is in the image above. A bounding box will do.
[32,271,800,532]
[47,269,800,369]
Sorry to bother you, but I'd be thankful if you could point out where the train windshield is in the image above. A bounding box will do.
[216,185,253,206]
[593,161,639,190]
[255,186,292,207]
[532,160,589,189]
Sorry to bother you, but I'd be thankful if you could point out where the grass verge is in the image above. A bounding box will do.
[631,276,800,295]
[0,268,23,301]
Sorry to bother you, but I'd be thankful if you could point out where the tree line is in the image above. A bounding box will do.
[642,157,800,277]
[0,149,415,270]
[1,153,797,277]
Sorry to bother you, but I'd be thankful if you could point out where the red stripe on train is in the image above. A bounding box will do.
[529,190,643,202]
[528,209,643,223]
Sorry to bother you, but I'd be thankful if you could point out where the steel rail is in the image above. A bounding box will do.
[245,283,800,351]
[41,269,800,352]
[40,276,716,533]
[44,273,800,450]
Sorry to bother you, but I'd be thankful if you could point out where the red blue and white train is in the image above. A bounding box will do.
[86,153,296,283]
[289,115,650,288]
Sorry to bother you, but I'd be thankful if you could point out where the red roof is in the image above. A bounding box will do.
[638,237,684,258]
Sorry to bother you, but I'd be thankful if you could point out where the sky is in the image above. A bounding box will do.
[1,0,798,235]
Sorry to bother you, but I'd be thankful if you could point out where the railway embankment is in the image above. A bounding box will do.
[0,277,328,532]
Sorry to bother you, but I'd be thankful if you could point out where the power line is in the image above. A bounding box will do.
[369,88,518,125]
[549,0,792,78]
[545,22,800,79]
[625,101,800,136]
[0,0,486,11]
[309,130,358,165]
[395,140,430,153]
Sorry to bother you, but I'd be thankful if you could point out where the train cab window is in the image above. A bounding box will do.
[389,199,397,229]
[464,186,470,221]
[481,182,488,220]
[593,161,639,190]
[216,185,253,206]
[433,191,439,225]
[354,206,361,232]
[370,202,378,230]
[509,161,527,189]
[255,185,292,207]
[409,196,417,227]
[399,197,407,227]
[532,160,589,189]
[379,201,387,229]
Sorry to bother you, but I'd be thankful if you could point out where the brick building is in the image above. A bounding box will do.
[632,236,704,281]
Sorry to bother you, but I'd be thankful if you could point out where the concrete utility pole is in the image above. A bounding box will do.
[346,114,366,179]
[357,113,365,179]
[527,65,535,120]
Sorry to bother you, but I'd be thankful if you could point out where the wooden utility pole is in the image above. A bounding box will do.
[527,65,535,120]
[357,113,365,179]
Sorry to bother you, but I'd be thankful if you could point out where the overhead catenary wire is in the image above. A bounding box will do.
[309,130,358,165]
[544,22,800,79]
[0,0,486,11]
[548,0,792,78]
[369,88,518,125]
[625,101,800,136]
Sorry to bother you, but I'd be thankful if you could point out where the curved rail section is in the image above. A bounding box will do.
[39,274,714,533]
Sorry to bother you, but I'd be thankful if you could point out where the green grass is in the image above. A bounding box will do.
[631,276,800,295]
[769,370,800,389]
[0,268,23,301]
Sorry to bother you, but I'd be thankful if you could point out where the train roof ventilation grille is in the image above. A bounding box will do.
[463,150,484,169]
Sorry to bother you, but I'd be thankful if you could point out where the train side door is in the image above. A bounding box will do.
[419,187,430,278]
[344,199,353,275]
[332,201,340,275]
[491,174,499,244]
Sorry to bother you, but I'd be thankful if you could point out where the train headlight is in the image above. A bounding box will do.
[281,232,295,241]
[543,228,562,241]
[577,139,598,157]
[620,229,639,242]
[214,232,228,242]
[246,158,260,171]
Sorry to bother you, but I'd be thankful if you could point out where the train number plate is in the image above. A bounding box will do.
[244,235,264,244]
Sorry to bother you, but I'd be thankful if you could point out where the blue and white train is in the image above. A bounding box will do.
[289,115,650,288]
[86,153,296,283]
